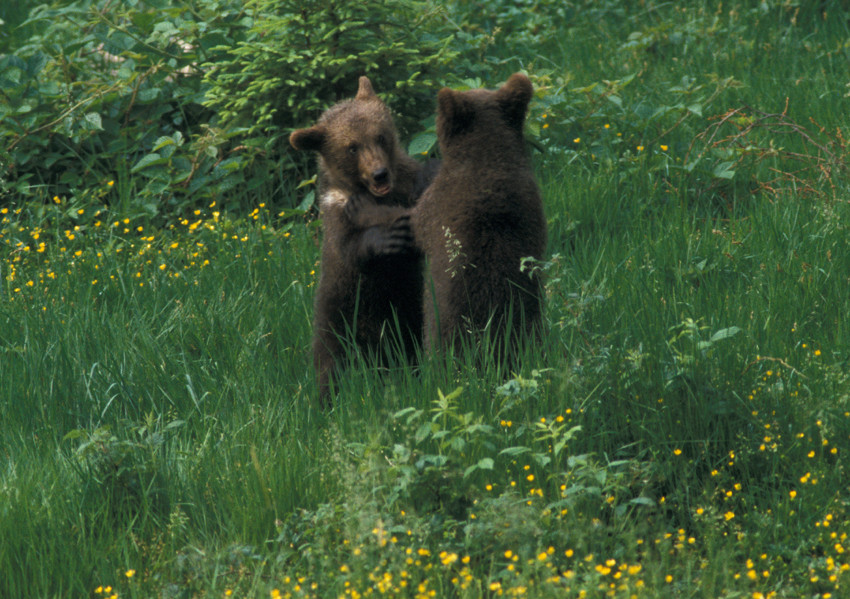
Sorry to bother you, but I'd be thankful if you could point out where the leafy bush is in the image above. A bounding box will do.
[202,0,457,177]
[1,0,248,216]
[0,1,42,53]
[1,0,455,219]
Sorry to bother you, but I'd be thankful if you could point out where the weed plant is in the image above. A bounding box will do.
[2,1,850,598]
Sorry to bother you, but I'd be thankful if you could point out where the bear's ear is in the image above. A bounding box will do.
[496,72,533,131]
[356,76,378,101]
[437,87,475,138]
[290,126,326,152]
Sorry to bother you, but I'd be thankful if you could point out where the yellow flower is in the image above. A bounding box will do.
[660,144,669,151]
[673,448,682,456]
[637,145,644,152]
[573,137,581,144]
[440,551,458,566]
[724,511,735,521]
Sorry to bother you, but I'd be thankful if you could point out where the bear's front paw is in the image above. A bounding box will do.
[382,215,415,255]
[358,216,416,266]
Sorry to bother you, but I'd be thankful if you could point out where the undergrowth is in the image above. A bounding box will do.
[2,1,850,598]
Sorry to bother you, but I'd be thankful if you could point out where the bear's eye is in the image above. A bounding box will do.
[376,134,386,146]
[347,144,358,155]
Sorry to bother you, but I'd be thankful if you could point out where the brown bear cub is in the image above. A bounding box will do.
[353,73,546,363]
[290,76,431,406]
[414,72,547,360]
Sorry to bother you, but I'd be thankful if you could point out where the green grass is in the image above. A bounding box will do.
[3,1,850,598]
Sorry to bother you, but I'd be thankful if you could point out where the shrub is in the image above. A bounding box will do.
[202,0,457,180]
[0,0,248,216]
[1,0,455,219]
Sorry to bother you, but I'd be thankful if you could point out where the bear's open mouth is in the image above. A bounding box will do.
[370,182,392,197]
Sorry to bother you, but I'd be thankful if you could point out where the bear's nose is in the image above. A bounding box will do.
[372,168,389,184]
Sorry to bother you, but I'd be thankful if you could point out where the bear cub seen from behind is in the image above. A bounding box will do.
[414,72,547,361]
[351,72,546,365]
[290,76,430,406]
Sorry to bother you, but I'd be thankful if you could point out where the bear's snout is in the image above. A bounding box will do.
[365,165,392,197]
[372,167,389,185]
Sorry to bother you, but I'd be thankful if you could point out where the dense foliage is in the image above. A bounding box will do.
[1,0,455,218]
[203,0,456,157]
[2,1,850,598]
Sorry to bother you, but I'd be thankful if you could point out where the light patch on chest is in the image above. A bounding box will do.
[320,188,348,210]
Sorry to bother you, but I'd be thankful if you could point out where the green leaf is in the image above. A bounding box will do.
[62,429,86,441]
[25,52,49,78]
[709,326,741,343]
[296,176,317,189]
[392,406,418,419]
[463,457,495,478]
[414,422,432,444]
[477,457,494,470]
[83,113,103,130]
[713,162,736,180]
[131,152,166,173]
[499,446,532,457]
[407,132,436,156]
[438,386,464,403]
[153,136,176,152]
[296,190,315,212]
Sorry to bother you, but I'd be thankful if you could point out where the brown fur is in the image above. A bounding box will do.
[289,77,429,406]
[412,73,547,360]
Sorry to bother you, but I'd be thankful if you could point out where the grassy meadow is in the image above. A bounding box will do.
[2,1,850,598]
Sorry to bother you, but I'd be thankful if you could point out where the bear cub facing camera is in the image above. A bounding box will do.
[290,76,432,406]
[351,73,547,364]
